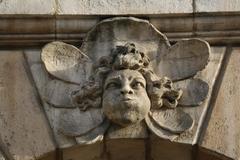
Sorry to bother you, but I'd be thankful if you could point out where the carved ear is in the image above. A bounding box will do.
[155,39,210,81]
[173,78,209,106]
[146,108,194,136]
[41,41,92,84]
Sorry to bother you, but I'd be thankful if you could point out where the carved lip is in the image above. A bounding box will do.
[121,97,134,101]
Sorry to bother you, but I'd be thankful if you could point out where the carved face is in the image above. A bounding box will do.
[102,69,151,127]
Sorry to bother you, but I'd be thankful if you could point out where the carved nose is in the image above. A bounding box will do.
[120,86,133,95]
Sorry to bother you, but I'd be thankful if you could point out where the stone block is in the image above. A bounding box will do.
[194,16,240,32]
[198,48,240,160]
[150,17,193,32]
[57,0,193,15]
[197,147,232,160]
[0,50,56,160]
[62,142,103,160]
[0,18,55,34]
[150,134,192,160]
[0,0,55,15]
[195,0,240,13]
[56,17,98,34]
[105,139,146,160]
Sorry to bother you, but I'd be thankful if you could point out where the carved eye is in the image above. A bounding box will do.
[132,81,144,89]
[105,82,119,89]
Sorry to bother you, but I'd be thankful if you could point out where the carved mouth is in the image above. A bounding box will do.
[121,97,134,101]
[122,98,132,101]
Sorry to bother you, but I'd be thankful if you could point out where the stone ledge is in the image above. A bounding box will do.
[1,15,240,46]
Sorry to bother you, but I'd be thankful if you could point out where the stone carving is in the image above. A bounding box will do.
[38,17,210,146]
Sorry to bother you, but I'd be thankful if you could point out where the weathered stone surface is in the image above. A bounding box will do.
[57,0,193,15]
[155,39,210,81]
[56,17,99,34]
[0,51,56,159]
[145,115,178,140]
[59,108,104,137]
[197,147,233,160]
[0,18,55,34]
[44,79,79,108]
[105,139,145,160]
[35,18,214,147]
[102,69,151,127]
[199,48,240,160]
[25,50,77,148]
[150,108,194,134]
[62,142,104,160]
[106,121,148,139]
[0,150,5,160]
[150,134,192,160]
[81,17,170,65]
[42,41,92,84]
[195,0,240,13]
[26,49,107,147]
[44,103,77,148]
[174,78,209,106]
[150,17,194,33]
[194,16,240,32]
[75,119,110,145]
[173,47,226,144]
[0,0,55,15]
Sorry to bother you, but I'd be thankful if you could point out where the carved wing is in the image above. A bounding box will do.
[146,39,210,140]
[154,39,210,81]
[27,41,108,147]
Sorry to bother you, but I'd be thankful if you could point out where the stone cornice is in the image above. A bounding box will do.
[0,0,240,46]
[1,14,240,46]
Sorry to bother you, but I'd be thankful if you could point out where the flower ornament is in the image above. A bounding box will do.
[38,17,210,146]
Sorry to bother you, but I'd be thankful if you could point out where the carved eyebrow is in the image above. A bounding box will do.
[105,76,121,82]
[128,76,145,81]
[104,77,121,89]
[133,77,146,82]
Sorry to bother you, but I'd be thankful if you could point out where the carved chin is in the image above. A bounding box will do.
[102,100,150,127]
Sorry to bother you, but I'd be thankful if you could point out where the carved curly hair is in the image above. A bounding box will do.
[71,43,182,111]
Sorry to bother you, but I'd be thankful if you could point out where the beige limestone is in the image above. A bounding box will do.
[0,50,56,160]
[0,151,5,160]
[0,0,55,15]
[195,0,240,13]
[57,0,193,15]
[105,139,145,160]
[0,18,55,34]
[62,142,103,160]
[199,48,240,160]
[56,17,99,34]
[173,47,226,144]
[34,18,214,146]
[150,134,192,160]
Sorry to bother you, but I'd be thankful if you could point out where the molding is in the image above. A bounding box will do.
[0,14,240,46]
